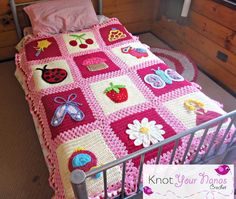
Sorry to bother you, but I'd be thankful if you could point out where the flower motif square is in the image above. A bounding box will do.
[110,109,179,166]
[137,63,191,96]
[63,32,99,54]
[73,51,120,78]
[99,23,132,46]
[25,37,61,61]
[56,130,121,198]
[90,75,146,115]
[42,87,95,139]
[111,42,162,67]
[32,60,74,90]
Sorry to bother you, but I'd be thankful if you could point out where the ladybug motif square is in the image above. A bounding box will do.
[42,87,95,139]
[163,91,225,132]
[99,24,132,46]
[73,51,120,78]
[90,75,146,115]
[111,42,163,67]
[56,130,121,198]
[137,63,191,96]
[32,60,74,90]
[25,37,61,61]
[63,32,99,54]
[110,109,180,166]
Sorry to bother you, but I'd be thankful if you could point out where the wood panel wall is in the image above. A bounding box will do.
[152,0,236,93]
[0,0,155,61]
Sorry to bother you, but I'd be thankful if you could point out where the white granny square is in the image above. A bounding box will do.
[111,42,163,67]
[32,60,74,91]
[56,130,121,198]
[90,75,147,115]
[63,31,99,54]
[164,91,226,135]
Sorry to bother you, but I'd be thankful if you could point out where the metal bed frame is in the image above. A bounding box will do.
[71,111,236,199]
[9,0,236,198]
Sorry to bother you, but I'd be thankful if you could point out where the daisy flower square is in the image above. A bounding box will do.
[126,118,166,147]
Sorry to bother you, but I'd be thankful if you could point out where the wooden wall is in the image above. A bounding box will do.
[152,0,236,93]
[0,0,156,61]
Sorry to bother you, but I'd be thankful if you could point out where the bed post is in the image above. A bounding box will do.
[98,0,103,15]
[71,169,89,199]
[9,0,22,39]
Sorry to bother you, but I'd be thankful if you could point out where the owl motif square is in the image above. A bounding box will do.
[90,75,146,115]
[111,42,163,67]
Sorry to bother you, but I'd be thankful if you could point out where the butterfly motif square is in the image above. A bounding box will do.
[137,63,190,96]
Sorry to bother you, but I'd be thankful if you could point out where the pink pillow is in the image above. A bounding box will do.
[24,0,99,35]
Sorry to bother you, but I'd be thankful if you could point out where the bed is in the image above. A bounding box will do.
[10,0,236,198]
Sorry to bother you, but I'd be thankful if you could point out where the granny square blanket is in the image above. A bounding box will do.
[16,18,232,199]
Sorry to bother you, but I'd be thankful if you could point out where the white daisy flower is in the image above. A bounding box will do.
[126,118,165,147]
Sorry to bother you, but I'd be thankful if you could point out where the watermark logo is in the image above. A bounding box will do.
[143,165,234,199]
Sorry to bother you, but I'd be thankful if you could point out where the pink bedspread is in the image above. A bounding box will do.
[16,18,231,199]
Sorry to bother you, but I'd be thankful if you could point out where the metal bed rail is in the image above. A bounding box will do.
[70,110,236,199]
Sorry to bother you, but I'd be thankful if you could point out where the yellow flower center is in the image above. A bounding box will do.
[139,127,149,134]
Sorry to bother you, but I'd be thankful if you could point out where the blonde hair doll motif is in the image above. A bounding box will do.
[184,98,223,126]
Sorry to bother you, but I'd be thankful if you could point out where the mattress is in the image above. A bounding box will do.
[15,18,234,198]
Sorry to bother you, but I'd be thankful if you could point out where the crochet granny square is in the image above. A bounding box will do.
[56,130,121,198]
[90,75,146,115]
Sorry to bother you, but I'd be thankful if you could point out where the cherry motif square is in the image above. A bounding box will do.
[42,87,95,139]
[110,109,180,166]
[137,63,191,96]
[25,37,61,61]
[73,52,120,78]
[99,24,132,46]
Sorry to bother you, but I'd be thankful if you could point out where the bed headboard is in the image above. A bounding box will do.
[9,0,103,39]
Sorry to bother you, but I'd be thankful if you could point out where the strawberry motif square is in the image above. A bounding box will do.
[163,91,225,132]
[56,130,121,198]
[42,87,95,139]
[137,63,191,96]
[99,24,132,46]
[25,37,61,61]
[63,32,99,54]
[111,42,163,67]
[32,60,74,91]
[90,75,146,115]
[73,52,120,78]
[110,109,180,166]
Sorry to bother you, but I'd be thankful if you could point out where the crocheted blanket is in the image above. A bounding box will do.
[15,18,232,199]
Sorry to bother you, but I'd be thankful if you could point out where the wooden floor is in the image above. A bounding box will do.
[0,33,235,199]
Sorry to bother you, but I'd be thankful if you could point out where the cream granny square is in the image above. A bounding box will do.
[63,32,99,54]
[56,130,121,198]
[164,91,226,136]
[111,42,163,67]
[32,60,74,91]
[90,75,146,115]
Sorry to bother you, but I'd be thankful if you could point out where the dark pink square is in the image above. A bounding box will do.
[110,109,180,166]
[99,24,132,46]
[73,52,120,78]
[42,87,95,139]
[25,37,61,61]
[137,63,191,96]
